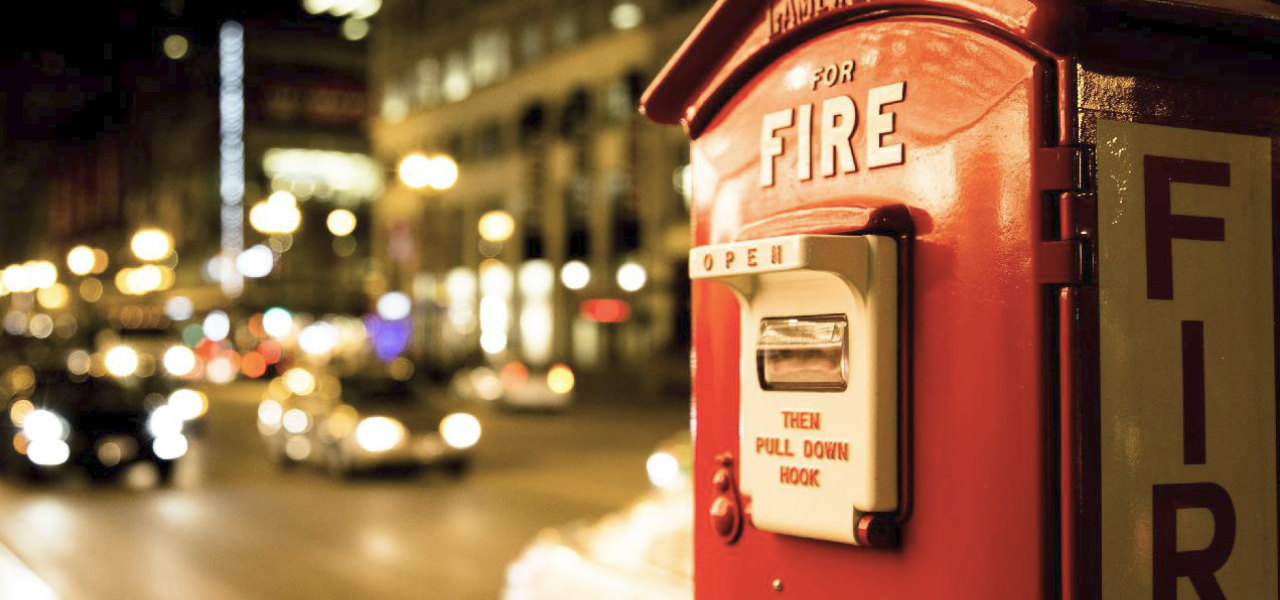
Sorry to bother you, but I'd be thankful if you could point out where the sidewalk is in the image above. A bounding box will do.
[0,542,58,600]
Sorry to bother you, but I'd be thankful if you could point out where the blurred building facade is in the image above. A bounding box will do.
[369,0,708,390]
[1,9,377,341]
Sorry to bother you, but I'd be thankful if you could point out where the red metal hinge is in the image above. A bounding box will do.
[1036,239,1085,285]
[1035,146,1085,193]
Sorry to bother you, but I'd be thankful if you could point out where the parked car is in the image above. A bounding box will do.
[503,430,692,600]
[257,366,481,478]
[0,363,190,485]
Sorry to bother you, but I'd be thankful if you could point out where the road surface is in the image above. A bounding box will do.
[0,380,689,599]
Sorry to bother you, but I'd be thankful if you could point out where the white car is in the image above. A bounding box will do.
[258,367,481,478]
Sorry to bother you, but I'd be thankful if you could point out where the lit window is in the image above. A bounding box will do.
[471,28,511,88]
[443,50,472,103]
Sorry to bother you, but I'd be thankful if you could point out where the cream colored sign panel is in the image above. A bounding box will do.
[1098,120,1277,599]
[691,234,898,545]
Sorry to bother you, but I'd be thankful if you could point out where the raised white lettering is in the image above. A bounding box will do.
[760,108,793,187]
[866,82,906,168]
[820,95,857,177]
[796,103,813,181]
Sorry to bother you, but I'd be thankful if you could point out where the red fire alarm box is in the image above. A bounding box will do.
[643,0,1280,598]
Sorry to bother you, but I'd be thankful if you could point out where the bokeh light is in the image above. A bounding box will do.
[388,357,414,381]
[105,346,139,377]
[249,191,302,235]
[478,210,515,242]
[284,368,317,396]
[36,284,69,309]
[163,33,190,60]
[646,450,682,489]
[131,228,173,261]
[398,153,458,190]
[616,262,647,292]
[560,260,590,290]
[9,399,34,427]
[298,321,339,355]
[165,296,194,321]
[206,355,237,384]
[28,314,53,339]
[80,278,103,302]
[547,363,575,395]
[326,209,357,236]
[397,154,432,189]
[262,307,293,338]
[66,246,96,276]
[26,261,57,290]
[241,351,267,378]
[168,389,208,421]
[164,345,197,377]
[341,17,369,40]
[238,244,275,278]
[376,292,411,321]
[203,311,231,342]
[67,350,91,376]
[440,413,481,449]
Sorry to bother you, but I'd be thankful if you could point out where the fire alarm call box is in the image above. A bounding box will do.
[690,234,897,544]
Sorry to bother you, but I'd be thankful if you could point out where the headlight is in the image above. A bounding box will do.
[22,409,67,442]
[147,405,184,438]
[168,389,208,421]
[440,413,481,449]
[355,416,405,452]
[153,434,188,460]
[27,439,70,466]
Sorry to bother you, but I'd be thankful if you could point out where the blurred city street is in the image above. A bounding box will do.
[0,381,688,600]
[0,1,708,597]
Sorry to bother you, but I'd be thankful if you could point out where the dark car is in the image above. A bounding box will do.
[0,364,189,485]
[258,366,480,478]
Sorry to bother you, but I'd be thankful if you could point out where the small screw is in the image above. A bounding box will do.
[771,578,783,592]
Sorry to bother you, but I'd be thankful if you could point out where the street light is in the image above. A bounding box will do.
[398,153,458,191]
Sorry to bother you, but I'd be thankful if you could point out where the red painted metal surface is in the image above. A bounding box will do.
[675,10,1064,598]
[648,0,1280,598]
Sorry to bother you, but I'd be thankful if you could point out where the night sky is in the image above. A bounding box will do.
[0,0,335,140]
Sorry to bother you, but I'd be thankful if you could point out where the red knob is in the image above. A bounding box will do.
[709,495,739,539]
[712,468,730,492]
